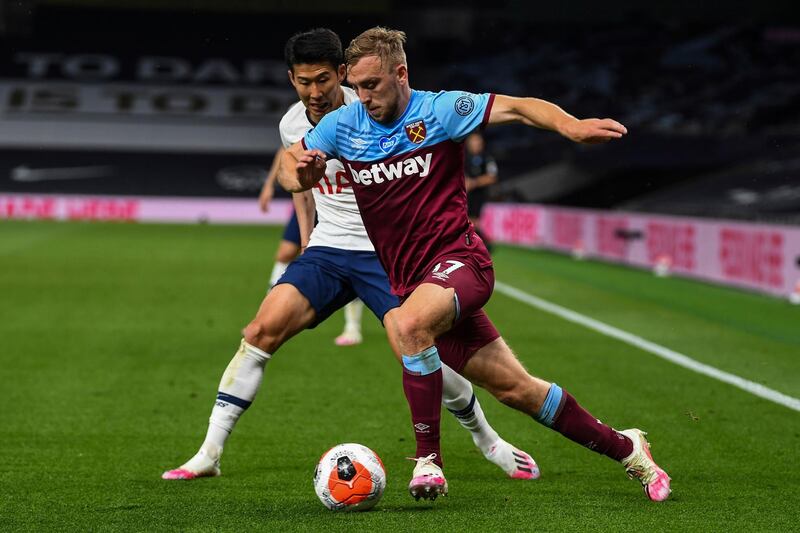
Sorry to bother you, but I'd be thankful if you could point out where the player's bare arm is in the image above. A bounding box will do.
[278,142,328,192]
[258,147,285,212]
[466,173,497,192]
[292,190,316,249]
[488,94,627,144]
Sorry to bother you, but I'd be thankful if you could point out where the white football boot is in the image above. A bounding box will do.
[620,429,672,502]
[161,447,221,480]
[408,453,448,501]
[334,330,363,346]
[484,439,540,479]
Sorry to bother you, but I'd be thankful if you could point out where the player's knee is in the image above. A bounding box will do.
[393,313,433,352]
[275,242,299,263]
[275,250,295,263]
[243,319,281,353]
[242,320,266,348]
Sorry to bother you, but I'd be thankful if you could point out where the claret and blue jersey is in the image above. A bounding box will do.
[303,89,496,296]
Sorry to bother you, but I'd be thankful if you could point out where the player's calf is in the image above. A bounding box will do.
[441,366,541,481]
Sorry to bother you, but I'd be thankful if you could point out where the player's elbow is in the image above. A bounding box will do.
[275,170,307,193]
[281,181,307,193]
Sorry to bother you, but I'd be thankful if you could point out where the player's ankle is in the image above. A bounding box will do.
[473,428,501,452]
[199,442,223,462]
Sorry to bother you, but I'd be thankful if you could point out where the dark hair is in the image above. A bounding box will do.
[284,28,344,70]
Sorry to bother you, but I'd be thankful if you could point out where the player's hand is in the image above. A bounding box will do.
[258,183,274,212]
[563,118,627,144]
[296,149,328,184]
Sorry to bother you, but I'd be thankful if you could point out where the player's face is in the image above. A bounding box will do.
[347,55,408,124]
[289,63,346,123]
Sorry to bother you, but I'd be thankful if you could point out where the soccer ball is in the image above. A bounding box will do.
[313,443,386,511]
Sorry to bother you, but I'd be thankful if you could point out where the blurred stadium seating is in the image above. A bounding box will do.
[0,1,798,223]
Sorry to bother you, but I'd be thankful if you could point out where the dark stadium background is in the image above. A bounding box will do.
[2,3,800,531]
[1,0,798,222]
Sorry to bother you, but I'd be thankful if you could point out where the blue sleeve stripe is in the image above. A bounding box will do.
[337,121,362,134]
[535,383,563,427]
[402,346,442,376]
[217,392,252,410]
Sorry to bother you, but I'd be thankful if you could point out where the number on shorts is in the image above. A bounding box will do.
[432,260,465,278]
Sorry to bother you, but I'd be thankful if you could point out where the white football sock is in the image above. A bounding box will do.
[268,261,288,288]
[441,364,499,453]
[343,299,363,334]
[198,339,271,460]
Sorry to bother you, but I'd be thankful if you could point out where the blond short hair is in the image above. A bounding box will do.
[345,27,407,70]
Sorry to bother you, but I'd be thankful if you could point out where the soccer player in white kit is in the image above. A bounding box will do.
[161,28,538,483]
[257,148,364,346]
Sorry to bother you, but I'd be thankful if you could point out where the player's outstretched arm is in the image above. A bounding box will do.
[488,95,627,144]
[278,142,328,192]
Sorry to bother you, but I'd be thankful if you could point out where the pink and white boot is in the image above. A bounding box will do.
[161,448,221,480]
[620,429,671,502]
[408,453,448,501]
[484,439,541,480]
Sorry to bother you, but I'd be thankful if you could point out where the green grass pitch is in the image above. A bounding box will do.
[1,221,799,531]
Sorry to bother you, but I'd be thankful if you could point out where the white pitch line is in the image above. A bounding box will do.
[494,280,800,413]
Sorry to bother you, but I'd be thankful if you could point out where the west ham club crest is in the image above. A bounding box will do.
[404,120,427,144]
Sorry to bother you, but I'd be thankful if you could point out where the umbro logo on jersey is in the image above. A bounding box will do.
[349,136,370,147]
[404,120,427,144]
[345,152,432,186]
[414,423,430,432]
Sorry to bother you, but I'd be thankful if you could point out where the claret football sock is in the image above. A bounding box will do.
[535,383,633,461]
[441,364,498,451]
[402,346,444,467]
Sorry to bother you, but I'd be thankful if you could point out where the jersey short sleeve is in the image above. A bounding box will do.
[302,107,342,158]
[431,91,494,142]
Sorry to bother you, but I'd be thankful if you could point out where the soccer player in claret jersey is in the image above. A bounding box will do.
[162,28,538,484]
[281,27,671,502]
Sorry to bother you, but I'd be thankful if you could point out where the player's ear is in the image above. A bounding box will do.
[337,64,346,83]
[287,69,296,87]
[396,64,408,85]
